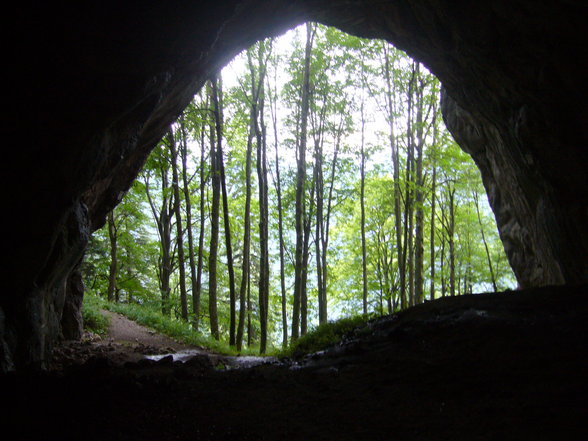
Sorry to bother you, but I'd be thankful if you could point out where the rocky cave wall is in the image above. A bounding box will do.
[1,0,587,370]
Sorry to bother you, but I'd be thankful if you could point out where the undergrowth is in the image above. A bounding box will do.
[82,294,110,335]
[280,314,373,359]
[104,301,266,356]
[82,294,373,358]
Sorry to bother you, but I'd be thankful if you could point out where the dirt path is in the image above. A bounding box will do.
[50,310,208,369]
[101,310,195,352]
[51,310,271,370]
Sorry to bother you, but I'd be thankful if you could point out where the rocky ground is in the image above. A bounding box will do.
[2,285,588,440]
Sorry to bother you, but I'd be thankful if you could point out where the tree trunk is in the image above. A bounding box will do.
[169,130,189,321]
[252,44,270,353]
[429,164,437,301]
[473,189,498,291]
[314,140,325,324]
[179,113,203,329]
[429,110,438,302]
[247,267,252,348]
[403,64,417,307]
[292,22,313,341]
[270,61,288,348]
[318,119,342,324]
[236,128,253,350]
[359,101,368,316]
[107,210,117,302]
[448,188,456,297]
[236,52,256,350]
[384,45,405,311]
[144,158,173,316]
[414,66,425,305]
[301,176,314,336]
[440,234,446,297]
[212,77,237,346]
[207,78,222,340]
[193,106,207,331]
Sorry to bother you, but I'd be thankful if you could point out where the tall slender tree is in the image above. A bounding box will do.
[193,101,208,330]
[168,130,189,320]
[292,22,315,341]
[107,210,118,303]
[208,77,222,340]
[473,189,498,292]
[268,50,289,347]
[214,78,238,345]
[236,50,257,351]
[254,45,271,353]
[359,100,368,315]
[429,104,439,301]
[143,146,174,316]
[383,43,406,310]
[179,110,204,329]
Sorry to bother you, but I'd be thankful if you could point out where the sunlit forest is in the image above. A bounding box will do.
[82,23,516,353]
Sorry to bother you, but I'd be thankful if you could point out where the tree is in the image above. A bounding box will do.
[268,47,289,347]
[143,144,175,316]
[208,77,223,340]
[359,100,369,315]
[252,41,272,354]
[216,79,238,346]
[382,42,406,310]
[107,210,118,303]
[168,130,189,321]
[292,22,315,340]
[472,188,498,292]
[178,105,207,330]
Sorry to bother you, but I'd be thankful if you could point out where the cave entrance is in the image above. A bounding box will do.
[81,22,515,354]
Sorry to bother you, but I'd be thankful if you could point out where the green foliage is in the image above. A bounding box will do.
[81,21,516,354]
[82,294,110,335]
[82,177,159,303]
[280,315,372,359]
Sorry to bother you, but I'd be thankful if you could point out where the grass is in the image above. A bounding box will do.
[82,294,374,358]
[81,294,110,335]
[279,314,373,359]
[103,301,266,356]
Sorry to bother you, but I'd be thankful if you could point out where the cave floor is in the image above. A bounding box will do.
[2,285,587,441]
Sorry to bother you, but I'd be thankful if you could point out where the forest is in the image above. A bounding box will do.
[82,23,516,354]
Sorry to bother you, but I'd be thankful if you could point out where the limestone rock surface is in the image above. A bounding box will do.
[1,1,587,370]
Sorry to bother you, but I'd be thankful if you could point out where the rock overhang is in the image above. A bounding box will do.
[1,0,587,370]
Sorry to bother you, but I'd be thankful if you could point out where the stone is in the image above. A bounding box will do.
[156,355,174,365]
[60,270,85,341]
[1,1,587,370]
[184,354,214,371]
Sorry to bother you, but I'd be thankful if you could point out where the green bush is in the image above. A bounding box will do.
[280,314,372,359]
[82,294,110,335]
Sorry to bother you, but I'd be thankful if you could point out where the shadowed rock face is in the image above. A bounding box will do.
[2,1,587,370]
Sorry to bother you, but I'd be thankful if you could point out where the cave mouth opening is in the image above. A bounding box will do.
[80,22,516,354]
[1,1,585,380]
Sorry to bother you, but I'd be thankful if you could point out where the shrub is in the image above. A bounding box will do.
[82,294,110,335]
[281,314,372,359]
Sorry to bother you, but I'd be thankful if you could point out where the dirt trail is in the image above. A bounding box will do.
[50,310,208,369]
[51,310,272,370]
[101,310,195,351]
